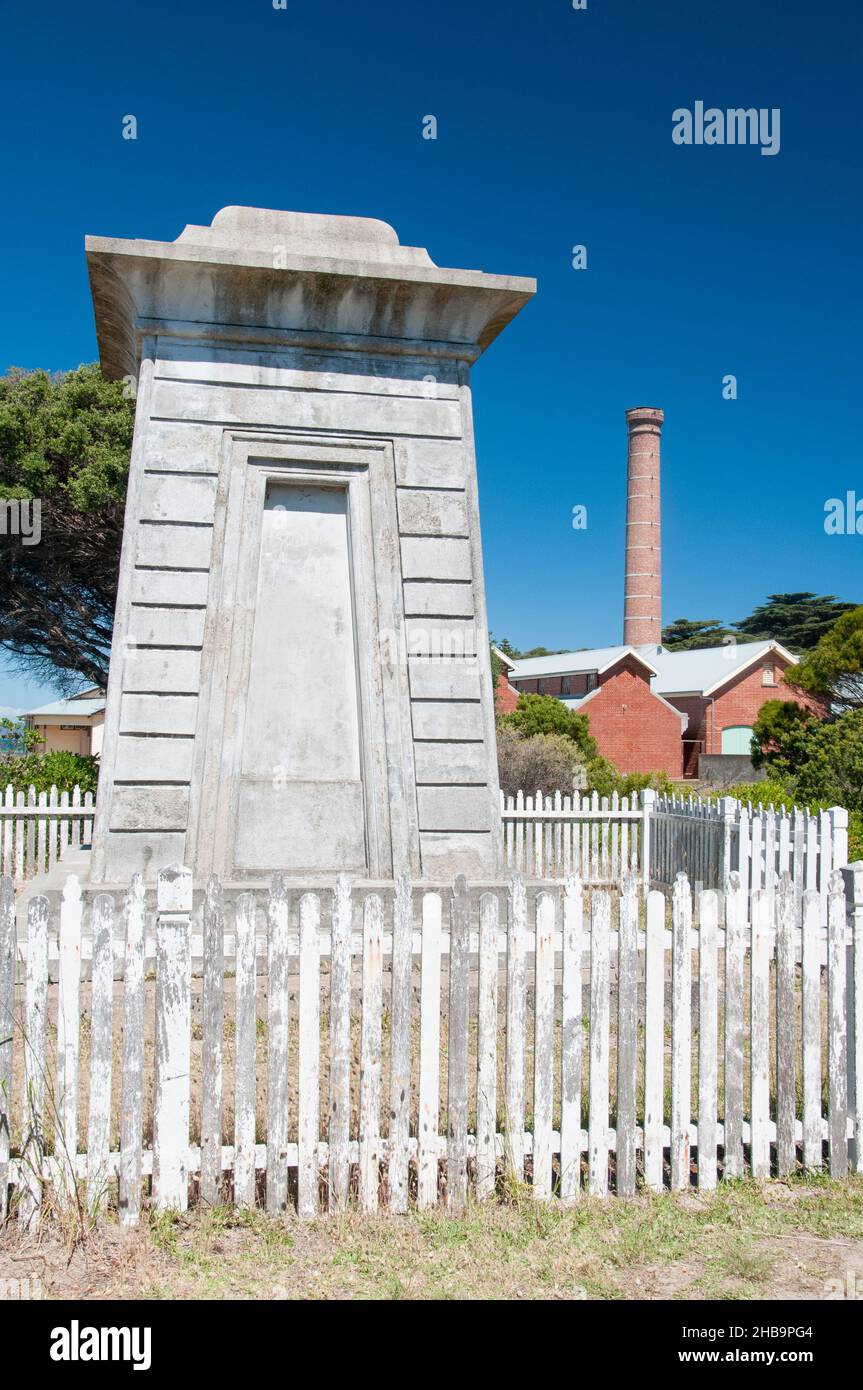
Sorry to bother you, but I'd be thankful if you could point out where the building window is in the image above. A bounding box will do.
[561,676,571,695]
[585,672,598,692]
[762,664,778,686]
[537,679,546,694]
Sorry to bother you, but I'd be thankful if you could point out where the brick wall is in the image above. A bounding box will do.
[494,673,519,714]
[582,662,684,778]
[665,655,825,776]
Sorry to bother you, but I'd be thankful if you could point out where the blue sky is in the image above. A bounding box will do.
[1,0,860,709]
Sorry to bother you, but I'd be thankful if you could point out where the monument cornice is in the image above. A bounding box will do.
[129,315,496,365]
[86,207,535,380]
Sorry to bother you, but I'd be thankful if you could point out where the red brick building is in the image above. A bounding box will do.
[492,647,520,714]
[643,640,821,777]
[507,646,687,778]
[505,639,819,780]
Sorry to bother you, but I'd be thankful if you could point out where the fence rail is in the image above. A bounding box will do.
[0,861,860,1226]
[1,785,94,882]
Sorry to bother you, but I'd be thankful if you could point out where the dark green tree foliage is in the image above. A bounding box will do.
[752,699,863,813]
[751,699,817,779]
[732,592,856,652]
[788,606,863,710]
[0,365,134,691]
[490,636,568,661]
[662,618,735,650]
[793,711,863,811]
[498,693,598,762]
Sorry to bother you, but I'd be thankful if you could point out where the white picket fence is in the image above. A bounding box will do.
[1,785,94,881]
[502,788,849,903]
[1,862,861,1225]
[3,783,849,907]
[501,789,649,882]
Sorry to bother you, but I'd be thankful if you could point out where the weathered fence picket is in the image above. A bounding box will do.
[505,875,526,1180]
[643,889,665,1193]
[118,875,145,1225]
[532,890,555,1201]
[670,874,691,1190]
[0,858,860,1223]
[476,891,499,1201]
[723,873,745,1178]
[86,893,115,1209]
[588,891,611,1197]
[298,892,322,1218]
[559,875,583,1203]
[616,877,638,1198]
[389,874,413,1213]
[697,890,718,1191]
[358,893,381,1215]
[20,895,48,1229]
[417,892,442,1208]
[328,875,352,1213]
[447,877,470,1212]
[0,876,14,1220]
[828,871,848,1179]
[201,875,225,1207]
[152,867,191,1211]
[233,891,256,1207]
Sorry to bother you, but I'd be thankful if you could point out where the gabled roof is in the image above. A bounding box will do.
[638,640,797,697]
[26,699,106,719]
[510,645,659,680]
[491,645,517,672]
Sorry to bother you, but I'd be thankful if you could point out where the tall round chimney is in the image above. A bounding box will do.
[623,406,663,647]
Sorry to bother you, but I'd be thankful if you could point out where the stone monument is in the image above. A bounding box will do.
[86,207,535,883]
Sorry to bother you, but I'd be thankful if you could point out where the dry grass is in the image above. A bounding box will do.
[2,1175,862,1301]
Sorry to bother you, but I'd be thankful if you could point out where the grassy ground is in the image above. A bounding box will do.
[3,1175,862,1301]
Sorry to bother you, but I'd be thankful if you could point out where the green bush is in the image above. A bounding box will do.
[498,694,597,762]
[584,756,674,800]
[0,749,99,796]
[496,727,585,799]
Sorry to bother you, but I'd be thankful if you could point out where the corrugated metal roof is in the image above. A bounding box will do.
[26,699,105,718]
[638,641,794,695]
[510,645,657,679]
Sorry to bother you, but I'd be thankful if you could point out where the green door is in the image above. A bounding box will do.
[721,725,754,755]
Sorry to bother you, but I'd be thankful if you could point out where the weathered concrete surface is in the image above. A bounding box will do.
[87,207,535,883]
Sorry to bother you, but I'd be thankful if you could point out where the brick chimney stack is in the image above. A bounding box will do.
[623,406,664,647]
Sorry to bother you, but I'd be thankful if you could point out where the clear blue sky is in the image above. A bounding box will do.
[1,0,860,709]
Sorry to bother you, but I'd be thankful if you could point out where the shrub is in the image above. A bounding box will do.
[0,748,99,796]
[496,727,586,799]
[583,757,674,800]
[498,694,597,762]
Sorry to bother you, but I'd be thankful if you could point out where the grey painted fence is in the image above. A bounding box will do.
[0,860,861,1223]
[651,792,849,899]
